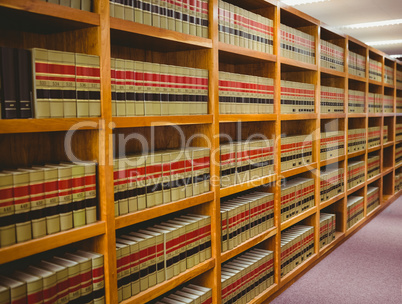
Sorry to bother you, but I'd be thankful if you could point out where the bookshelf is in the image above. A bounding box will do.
[1,0,402,303]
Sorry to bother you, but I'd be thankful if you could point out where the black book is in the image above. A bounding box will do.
[15,48,33,118]
[0,47,18,119]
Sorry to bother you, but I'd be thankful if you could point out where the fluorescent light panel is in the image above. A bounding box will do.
[340,19,402,29]
[367,39,402,46]
[282,0,329,6]
[390,54,402,58]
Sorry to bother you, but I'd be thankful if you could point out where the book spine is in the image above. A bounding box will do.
[0,173,16,247]
[16,48,33,118]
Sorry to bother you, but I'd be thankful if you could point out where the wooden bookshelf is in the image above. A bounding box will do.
[1,0,401,303]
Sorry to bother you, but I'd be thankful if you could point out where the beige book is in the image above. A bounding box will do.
[11,271,42,304]
[139,229,165,284]
[0,172,16,247]
[114,0,125,19]
[61,51,77,118]
[124,0,134,21]
[37,260,70,304]
[86,54,101,117]
[50,257,81,302]
[160,222,187,273]
[0,276,25,304]
[115,58,127,117]
[116,238,140,296]
[115,243,132,301]
[143,0,152,25]
[25,266,58,304]
[75,53,90,117]
[32,48,50,118]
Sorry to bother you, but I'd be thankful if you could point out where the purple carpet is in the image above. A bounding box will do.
[270,197,402,304]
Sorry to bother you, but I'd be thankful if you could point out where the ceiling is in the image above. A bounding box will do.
[281,0,402,59]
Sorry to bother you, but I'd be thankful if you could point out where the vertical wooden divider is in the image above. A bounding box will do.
[93,1,118,303]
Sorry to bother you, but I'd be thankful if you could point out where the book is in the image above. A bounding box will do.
[24,266,58,304]
[15,48,33,118]
[49,257,81,303]
[61,51,77,118]
[0,47,18,119]
[115,238,140,297]
[0,275,26,304]
[37,260,70,304]
[0,171,16,248]
[82,161,97,224]
[115,242,131,301]
[31,48,50,118]
[11,271,43,304]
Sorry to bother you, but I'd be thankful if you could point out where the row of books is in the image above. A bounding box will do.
[346,196,364,230]
[0,162,97,248]
[397,70,402,89]
[367,92,382,114]
[219,71,274,114]
[220,191,274,252]
[348,89,365,113]
[218,1,274,54]
[396,143,402,165]
[396,123,402,141]
[320,86,344,113]
[347,160,365,190]
[111,59,208,117]
[221,248,274,304]
[280,225,314,277]
[150,284,212,304]
[280,24,315,65]
[0,250,104,304]
[397,97,402,113]
[367,155,380,179]
[368,126,381,148]
[39,0,92,11]
[383,95,393,113]
[348,128,366,153]
[113,148,210,217]
[110,0,209,38]
[220,140,274,188]
[320,167,344,203]
[319,213,336,249]
[116,213,211,301]
[384,65,394,86]
[281,135,313,172]
[395,172,402,192]
[280,177,315,223]
[367,186,380,215]
[369,58,382,82]
[280,80,315,114]
[320,131,345,161]
[348,51,366,78]
[320,40,344,72]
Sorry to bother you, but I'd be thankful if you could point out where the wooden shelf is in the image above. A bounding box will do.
[320,67,346,78]
[112,115,213,129]
[382,113,395,117]
[280,114,317,121]
[221,227,278,263]
[320,155,345,167]
[345,217,365,236]
[396,162,402,170]
[368,113,384,118]
[220,174,277,198]
[383,194,393,202]
[347,182,365,195]
[320,113,346,119]
[318,231,344,255]
[120,258,215,304]
[0,118,101,134]
[249,283,278,304]
[0,222,106,264]
[367,205,381,217]
[219,114,277,123]
[0,0,100,33]
[348,74,367,82]
[347,150,366,158]
[382,167,394,176]
[219,42,277,63]
[279,254,318,286]
[367,174,381,184]
[110,17,212,51]
[369,79,383,86]
[115,192,214,229]
[281,163,318,178]
[347,113,366,118]
[368,145,381,153]
[280,57,318,71]
[383,141,394,148]
[320,192,345,209]
[280,207,317,231]
[384,83,395,89]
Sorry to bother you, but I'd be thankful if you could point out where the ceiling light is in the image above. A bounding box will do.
[340,19,402,29]
[281,0,329,6]
[367,39,402,46]
[390,55,402,58]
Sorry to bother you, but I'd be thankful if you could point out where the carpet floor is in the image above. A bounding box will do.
[270,197,402,304]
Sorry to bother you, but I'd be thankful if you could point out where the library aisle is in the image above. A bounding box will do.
[270,197,402,304]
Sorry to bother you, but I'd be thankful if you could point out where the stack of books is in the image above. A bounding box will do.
[384,65,394,86]
[348,89,365,113]
[221,248,274,304]
[396,143,402,165]
[347,128,366,153]
[320,167,344,202]
[219,71,274,114]
[395,172,402,192]
[280,135,313,171]
[111,59,208,117]
[116,214,211,301]
[0,249,104,304]
[346,196,364,230]
[0,47,101,119]
[150,284,212,304]
[367,126,381,148]
[319,213,336,249]
[280,225,314,277]
[397,96,402,113]
[280,80,315,114]
[396,123,402,141]
[220,140,274,188]
[320,40,344,72]
[397,69,402,89]
[221,191,274,252]
[40,0,92,10]
[320,86,344,113]
[348,51,366,78]
[280,177,315,223]
[218,1,274,53]
[369,58,382,82]
[113,148,210,216]
[368,92,382,113]
[0,162,98,248]
[280,24,315,64]
[320,131,345,161]
[110,0,209,38]
[367,155,380,179]
[366,186,380,215]
[347,160,365,189]
[383,95,393,113]
[383,125,388,144]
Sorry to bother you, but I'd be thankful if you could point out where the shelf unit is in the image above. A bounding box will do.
[1,0,402,303]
